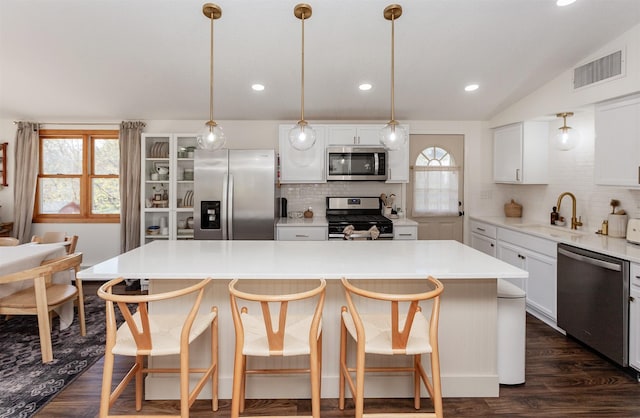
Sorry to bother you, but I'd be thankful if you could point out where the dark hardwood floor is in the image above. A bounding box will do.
[37,282,640,417]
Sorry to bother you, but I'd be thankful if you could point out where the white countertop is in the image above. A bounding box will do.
[78,239,527,280]
[389,217,418,226]
[276,217,328,227]
[471,216,640,264]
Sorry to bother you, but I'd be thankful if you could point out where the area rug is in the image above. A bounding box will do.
[0,295,116,418]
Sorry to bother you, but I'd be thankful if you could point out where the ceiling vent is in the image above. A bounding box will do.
[573,49,625,89]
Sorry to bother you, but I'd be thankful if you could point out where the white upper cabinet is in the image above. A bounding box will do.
[493,121,549,184]
[594,93,640,187]
[278,125,326,183]
[327,125,381,145]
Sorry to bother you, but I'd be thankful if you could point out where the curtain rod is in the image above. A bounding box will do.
[13,121,122,126]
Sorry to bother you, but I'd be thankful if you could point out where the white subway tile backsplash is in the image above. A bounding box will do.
[280,182,402,217]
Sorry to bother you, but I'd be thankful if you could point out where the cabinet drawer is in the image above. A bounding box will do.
[497,227,556,258]
[469,220,497,239]
[631,263,640,287]
[277,227,327,241]
[394,225,418,240]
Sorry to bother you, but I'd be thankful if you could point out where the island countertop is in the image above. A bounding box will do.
[78,239,528,280]
[79,239,527,399]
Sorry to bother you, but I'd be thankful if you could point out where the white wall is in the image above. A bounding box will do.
[475,23,640,232]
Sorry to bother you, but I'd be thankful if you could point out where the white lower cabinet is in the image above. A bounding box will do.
[496,241,527,291]
[496,228,557,326]
[277,225,327,241]
[470,220,497,257]
[393,224,418,240]
[630,263,640,373]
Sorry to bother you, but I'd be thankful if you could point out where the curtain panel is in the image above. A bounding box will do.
[12,122,39,243]
[119,121,145,253]
[412,166,460,217]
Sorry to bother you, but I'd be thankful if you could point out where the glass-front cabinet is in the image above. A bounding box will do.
[141,133,196,244]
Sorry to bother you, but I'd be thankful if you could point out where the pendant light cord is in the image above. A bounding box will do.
[300,11,306,122]
[390,12,395,122]
[209,12,215,123]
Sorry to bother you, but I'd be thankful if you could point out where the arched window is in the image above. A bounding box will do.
[413,146,460,217]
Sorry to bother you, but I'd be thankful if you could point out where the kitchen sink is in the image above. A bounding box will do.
[512,224,584,239]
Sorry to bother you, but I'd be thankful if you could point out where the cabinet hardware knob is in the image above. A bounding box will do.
[631,296,635,302]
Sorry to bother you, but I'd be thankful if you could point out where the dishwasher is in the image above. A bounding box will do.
[557,243,629,367]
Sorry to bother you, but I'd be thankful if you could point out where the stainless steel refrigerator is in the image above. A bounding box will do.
[193,149,277,240]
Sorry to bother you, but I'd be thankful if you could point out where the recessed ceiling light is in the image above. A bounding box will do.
[251,84,265,91]
[464,84,479,92]
[359,83,372,91]
[556,0,576,6]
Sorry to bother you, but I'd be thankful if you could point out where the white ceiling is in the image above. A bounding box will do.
[1,0,639,123]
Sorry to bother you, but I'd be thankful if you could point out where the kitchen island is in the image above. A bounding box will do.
[79,240,528,399]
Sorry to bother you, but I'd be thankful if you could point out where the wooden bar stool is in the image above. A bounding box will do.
[228,278,326,418]
[97,277,218,418]
[339,276,444,418]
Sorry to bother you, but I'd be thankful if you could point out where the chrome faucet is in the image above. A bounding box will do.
[556,192,583,230]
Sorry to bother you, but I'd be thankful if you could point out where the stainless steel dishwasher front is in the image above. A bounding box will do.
[557,243,629,367]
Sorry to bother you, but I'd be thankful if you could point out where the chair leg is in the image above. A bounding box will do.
[430,351,444,418]
[310,335,322,418]
[76,279,86,336]
[240,354,247,413]
[230,347,245,418]
[135,355,144,411]
[99,350,115,418]
[414,354,421,409]
[339,316,347,410]
[180,349,190,418]
[354,342,366,418]
[211,312,219,412]
[318,330,323,399]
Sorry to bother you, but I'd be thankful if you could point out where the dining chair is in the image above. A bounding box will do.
[228,278,326,418]
[0,236,19,246]
[0,252,85,363]
[31,231,67,244]
[64,234,78,254]
[339,276,445,418]
[32,232,78,254]
[97,277,218,418]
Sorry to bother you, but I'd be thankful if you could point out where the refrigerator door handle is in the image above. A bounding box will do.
[222,174,229,240]
[228,173,234,240]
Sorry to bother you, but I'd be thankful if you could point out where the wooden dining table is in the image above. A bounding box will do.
[0,242,74,329]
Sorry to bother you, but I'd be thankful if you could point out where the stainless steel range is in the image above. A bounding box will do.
[326,197,394,240]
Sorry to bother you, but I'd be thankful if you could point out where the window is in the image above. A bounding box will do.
[412,146,460,217]
[34,129,120,223]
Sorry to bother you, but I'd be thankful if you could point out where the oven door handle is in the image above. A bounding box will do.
[558,247,621,272]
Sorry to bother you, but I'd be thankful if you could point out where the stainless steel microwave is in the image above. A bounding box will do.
[326,146,387,181]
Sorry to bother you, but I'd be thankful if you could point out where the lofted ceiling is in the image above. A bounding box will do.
[1,0,639,123]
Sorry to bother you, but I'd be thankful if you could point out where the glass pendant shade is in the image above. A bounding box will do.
[555,126,579,151]
[380,121,407,151]
[197,120,226,151]
[288,120,317,151]
[554,112,579,151]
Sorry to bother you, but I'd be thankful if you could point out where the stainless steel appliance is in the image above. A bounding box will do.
[557,243,630,366]
[326,146,387,181]
[194,149,277,240]
[326,197,393,240]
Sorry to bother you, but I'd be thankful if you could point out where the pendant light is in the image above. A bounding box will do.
[288,3,317,151]
[380,4,407,151]
[197,3,225,151]
[555,112,580,151]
